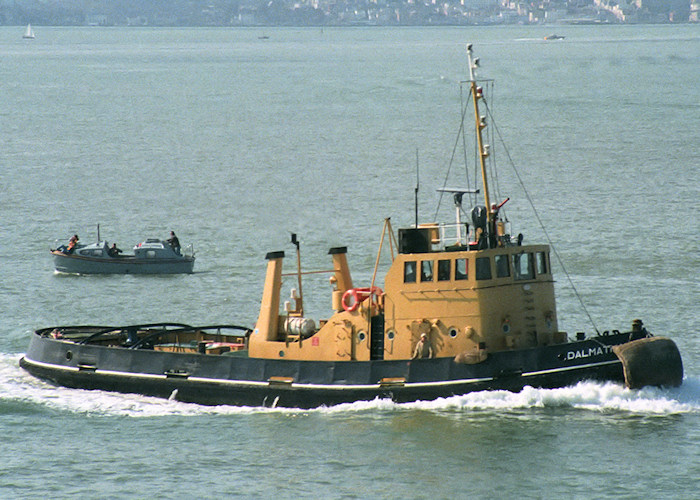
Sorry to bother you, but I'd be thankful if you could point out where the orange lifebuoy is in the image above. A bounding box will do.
[341,287,383,312]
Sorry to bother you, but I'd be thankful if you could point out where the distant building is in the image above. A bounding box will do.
[691,0,700,21]
[631,0,691,21]
[0,0,695,25]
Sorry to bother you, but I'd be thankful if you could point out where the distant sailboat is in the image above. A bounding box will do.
[23,24,35,39]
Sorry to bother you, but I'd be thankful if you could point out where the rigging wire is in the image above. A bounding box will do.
[483,84,510,226]
[460,84,475,207]
[431,70,600,336]
[433,84,472,222]
[481,98,601,335]
[487,82,503,211]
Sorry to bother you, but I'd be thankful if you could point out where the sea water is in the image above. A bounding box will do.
[0,25,698,498]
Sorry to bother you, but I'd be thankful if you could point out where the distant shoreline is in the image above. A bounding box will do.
[4,0,697,28]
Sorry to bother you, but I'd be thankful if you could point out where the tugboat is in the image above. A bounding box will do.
[20,45,682,408]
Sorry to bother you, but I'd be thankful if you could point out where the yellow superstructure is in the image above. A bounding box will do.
[248,231,564,362]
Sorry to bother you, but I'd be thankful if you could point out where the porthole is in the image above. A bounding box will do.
[502,323,511,333]
[66,351,73,360]
[278,350,285,357]
[358,331,367,342]
[448,328,458,338]
[387,330,395,341]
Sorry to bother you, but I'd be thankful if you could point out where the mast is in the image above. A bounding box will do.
[466,44,493,235]
[414,149,419,228]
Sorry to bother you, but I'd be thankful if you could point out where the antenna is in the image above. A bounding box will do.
[414,149,419,227]
[290,233,303,316]
[467,44,479,82]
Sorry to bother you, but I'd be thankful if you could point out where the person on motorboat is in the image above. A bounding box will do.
[65,234,79,254]
[108,243,122,257]
[167,231,181,255]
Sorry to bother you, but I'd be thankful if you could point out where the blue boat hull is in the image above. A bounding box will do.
[52,252,195,274]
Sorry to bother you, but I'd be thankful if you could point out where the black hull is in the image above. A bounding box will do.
[19,330,655,409]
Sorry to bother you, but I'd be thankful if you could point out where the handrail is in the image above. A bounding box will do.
[37,323,253,347]
[78,322,195,345]
[127,324,252,350]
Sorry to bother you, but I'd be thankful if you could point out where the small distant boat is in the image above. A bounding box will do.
[544,34,565,40]
[51,238,195,274]
[23,24,35,39]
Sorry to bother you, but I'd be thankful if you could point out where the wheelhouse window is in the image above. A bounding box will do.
[455,258,468,280]
[437,260,451,281]
[404,261,417,283]
[537,252,548,275]
[420,260,434,282]
[495,254,510,278]
[513,253,535,280]
[475,257,492,280]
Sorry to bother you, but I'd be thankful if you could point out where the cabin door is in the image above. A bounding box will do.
[370,314,384,360]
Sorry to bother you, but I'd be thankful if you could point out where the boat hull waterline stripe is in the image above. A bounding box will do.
[20,356,622,392]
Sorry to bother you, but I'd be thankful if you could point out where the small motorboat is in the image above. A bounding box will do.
[544,34,565,40]
[51,238,195,274]
[22,44,682,408]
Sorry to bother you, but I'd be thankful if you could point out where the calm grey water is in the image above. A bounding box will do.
[1,25,699,499]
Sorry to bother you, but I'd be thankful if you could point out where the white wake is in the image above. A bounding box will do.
[3,353,698,417]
